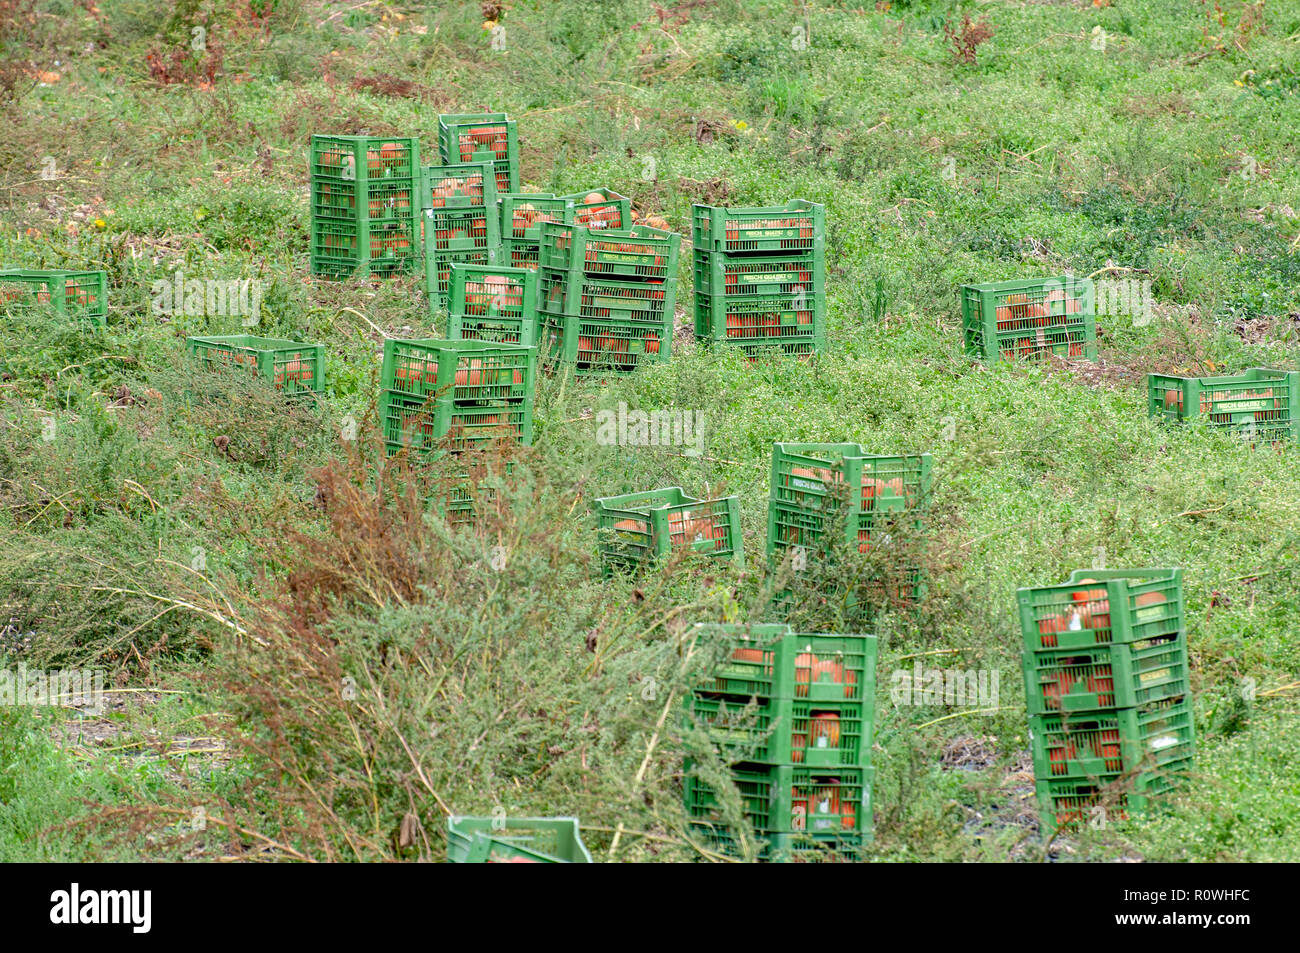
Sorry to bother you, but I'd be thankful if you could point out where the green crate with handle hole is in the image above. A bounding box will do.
[446,816,592,863]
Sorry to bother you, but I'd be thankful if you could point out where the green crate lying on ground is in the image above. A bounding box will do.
[444,262,538,345]
[960,275,1096,362]
[310,136,420,278]
[1036,759,1193,836]
[0,269,108,327]
[593,487,742,572]
[692,200,825,255]
[693,249,825,357]
[1148,367,1299,441]
[539,222,680,283]
[186,334,325,394]
[689,623,877,704]
[1030,698,1194,782]
[766,443,932,554]
[1023,634,1189,718]
[1018,568,1184,653]
[437,112,519,195]
[685,763,873,857]
[499,193,574,270]
[558,187,632,231]
[446,815,592,863]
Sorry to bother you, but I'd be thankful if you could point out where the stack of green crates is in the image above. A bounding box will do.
[446,816,592,863]
[437,113,519,197]
[537,221,680,375]
[592,487,742,574]
[683,623,878,859]
[310,135,420,278]
[498,193,575,271]
[444,262,539,346]
[380,337,535,456]
[186,334,325,396]
[421,161,501,310]
[1148,367,1299,442]
[766,442,932,604]
[692,201,825,358]
[1018,568,1194,835]
[0,268,108,328]
[960,275,1097,362]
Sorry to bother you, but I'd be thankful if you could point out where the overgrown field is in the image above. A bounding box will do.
[1,0,1298,862]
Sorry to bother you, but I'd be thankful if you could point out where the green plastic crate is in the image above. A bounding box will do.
[960,275,1096,362]
[437,113,519,195]
[539,222,680,283]
[558,187,632,231]
[685,764,873,850]
[1023,635,1189,717]
[445,262,539,345]
[1036,759,1192,835]
[423,205,500,254]
[1148,367,1299,441]
[383,390,532,454]
[499,193,573,243]
[310,136,420,278]
[694,250,825,356]
[692,200,825,255]
[381,337,534,403]
[421,161,499,211]
[1030,698,1194,781]
[593,487,742,572]
[690,624,877,704]
[1018,568,1184,653]
[766,443,932,557]
[446,815,592,863]
[425,248,495,311]
[687,695,874,769]
[186,334,325,395]
[0,269,108,327]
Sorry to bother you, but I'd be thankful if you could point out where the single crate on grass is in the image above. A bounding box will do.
[558,187,632,231]
[445,816,592,863]
[445,262,539,346]
[1148,367,1299,441]
[692,200,825,256]
[0,269,107,327]
[960,275,1096,362]
[1022,634,1190,718]
[499,193,574,270]
[539,222,680,282]
[310,136,420,278]
[1036,760,1192,835]
[766,443,932,555]
[593,487,742,572]
[1030,698,1195,780]
[437,113,519,195]
[1018,568,1184,653]
[186,334,325,395]
[690,623,877,704]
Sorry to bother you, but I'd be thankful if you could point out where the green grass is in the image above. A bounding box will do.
[1,0,1298,862]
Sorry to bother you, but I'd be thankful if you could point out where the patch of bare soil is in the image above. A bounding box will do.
[940,734,999,771]
[1233,311,1300,345]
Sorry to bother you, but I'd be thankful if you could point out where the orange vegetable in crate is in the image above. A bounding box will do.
[809,712,840,750]
[1096,729,1122,770]
[1037,613,1067,648]
[1042,670,1076,709]
[1071,580,1109,630]
[1134,590,1167,622]
[791,732,806,763]
[644,332,660,354]
[1048,740,1076,775]
[794,650,814,697]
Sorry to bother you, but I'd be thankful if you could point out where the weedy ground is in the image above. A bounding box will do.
[1,0,1298,862]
